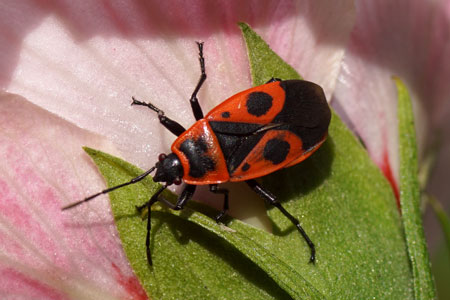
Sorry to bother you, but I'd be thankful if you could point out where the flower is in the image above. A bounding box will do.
[2,0,449,298]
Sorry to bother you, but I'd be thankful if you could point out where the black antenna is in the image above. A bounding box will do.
[62,166,156,210]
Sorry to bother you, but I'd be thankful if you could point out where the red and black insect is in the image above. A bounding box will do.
[63,42,331,265]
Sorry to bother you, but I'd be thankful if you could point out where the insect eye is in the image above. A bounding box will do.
[173,177,182,185]
[158,153,167,162]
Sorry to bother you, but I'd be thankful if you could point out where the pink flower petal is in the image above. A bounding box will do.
[0,93,146,299]
[1,0,354,170]
[0,0,355,228]
[332,0,450,199]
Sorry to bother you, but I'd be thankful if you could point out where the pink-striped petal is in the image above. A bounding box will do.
[0,93,146,300]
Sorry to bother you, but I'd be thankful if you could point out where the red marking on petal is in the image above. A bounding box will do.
[111,263,148,300]
[380,151,400,209]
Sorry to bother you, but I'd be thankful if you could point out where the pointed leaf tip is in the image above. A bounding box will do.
[239,22,302,85]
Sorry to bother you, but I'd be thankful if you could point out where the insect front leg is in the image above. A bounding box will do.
[157,184,197,210]
[131,97,186,136]
[189,42,207,121]
[209,184,229,222]
[136,185,167,266]
[137,184,196,266]
[245,179,316,263]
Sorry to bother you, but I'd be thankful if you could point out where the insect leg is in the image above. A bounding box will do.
[137,185,167,266]
[131,97,186,136]
[156,184,197,211]
[245,179,316,263]
[138,184,195,266]
[209,184,229,222]
[189,42,207,121]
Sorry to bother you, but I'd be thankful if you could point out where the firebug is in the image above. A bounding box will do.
[63,42,331,265]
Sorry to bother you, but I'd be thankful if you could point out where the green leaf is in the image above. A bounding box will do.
[395,77,436,300]
[85,24,416,299]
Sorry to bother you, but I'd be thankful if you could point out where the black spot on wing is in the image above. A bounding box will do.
[274,80,331,150]
[179,137,215,178]
[242,163,250,171]
[221,111,230,118]
[246,92,273,117]
[263,138,290,164]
